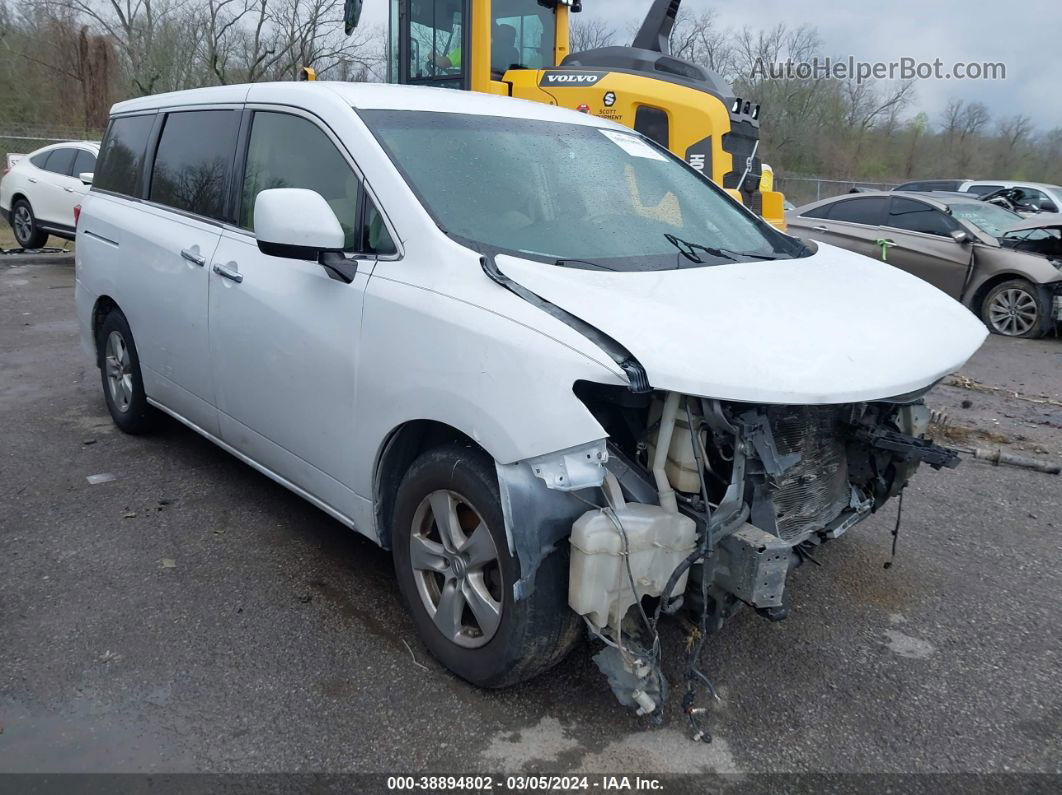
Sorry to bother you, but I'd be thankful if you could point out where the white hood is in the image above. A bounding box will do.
[497,243,987,404]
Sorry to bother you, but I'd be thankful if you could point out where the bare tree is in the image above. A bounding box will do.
[568,16,615,54]
[838,78,914,172]
[992,113,1033,174]
[902,112,929,178]
[944,100,991,173]
[2,4,1057,187]
[55,0,186,95]
[667,9,733,74]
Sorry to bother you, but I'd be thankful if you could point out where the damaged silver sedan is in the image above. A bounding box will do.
[76,83,987,729]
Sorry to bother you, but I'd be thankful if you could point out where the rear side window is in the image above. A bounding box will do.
[887,197,957,236]
[964,184,1002,196]
[43,148,77,175]
[825,197,886,225]
[240,112,361,250]
[95,114,155,197]
[72,149,97,178]
[799,203,832,219]
[150,110,240,221]
[634,107,669,149]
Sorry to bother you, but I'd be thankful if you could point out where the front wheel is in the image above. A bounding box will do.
[392,443,580,688]
[980,278,1053,338]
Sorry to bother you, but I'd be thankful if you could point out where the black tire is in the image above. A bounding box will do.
[980,278,1053,339]
[11,198,48,249]
[392,443,581,688]
[96,309,159,434]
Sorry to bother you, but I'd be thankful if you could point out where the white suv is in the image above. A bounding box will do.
[1,141,98,248]
[75,82,985,713]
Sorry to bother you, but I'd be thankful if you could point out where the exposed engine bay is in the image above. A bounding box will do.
[499,384,960,737]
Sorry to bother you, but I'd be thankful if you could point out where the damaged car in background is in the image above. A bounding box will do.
[787,192,1062,338]
[75,83,987,738]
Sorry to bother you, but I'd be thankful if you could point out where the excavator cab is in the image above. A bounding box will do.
[387,0,571,94]
[372,0,786,228]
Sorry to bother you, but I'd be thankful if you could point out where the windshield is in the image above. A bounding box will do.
[360,110,803,270]
[950,202,1023,239]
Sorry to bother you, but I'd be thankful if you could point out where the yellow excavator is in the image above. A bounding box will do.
[339,0,786,228]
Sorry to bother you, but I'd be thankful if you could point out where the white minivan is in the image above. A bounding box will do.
[75,82,985,714]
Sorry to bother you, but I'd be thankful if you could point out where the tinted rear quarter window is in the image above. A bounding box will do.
[29,151,50,168]
[887,197,957,236]
[826,197,887,225]
[799,203,832,219]
[896,180,961,192]
[95,115,156,197]
[72,149,96,177]
[43,148,77,175]
[149,110,240,221]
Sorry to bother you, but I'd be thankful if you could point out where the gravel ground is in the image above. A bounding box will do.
[1,260,1059,780]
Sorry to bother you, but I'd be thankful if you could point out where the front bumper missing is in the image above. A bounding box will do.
[496,440,610,600]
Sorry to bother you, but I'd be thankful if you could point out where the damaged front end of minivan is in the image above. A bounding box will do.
[496,384,960,733]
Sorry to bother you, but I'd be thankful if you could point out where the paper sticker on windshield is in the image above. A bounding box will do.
[599,130,667,161]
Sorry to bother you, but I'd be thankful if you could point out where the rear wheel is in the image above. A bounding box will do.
[981,278,1052,338]
[392,443,580,687]
[11,199,48,249]
[97,309,159,434]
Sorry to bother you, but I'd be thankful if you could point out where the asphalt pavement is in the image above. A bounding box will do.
[1,259,1059,778]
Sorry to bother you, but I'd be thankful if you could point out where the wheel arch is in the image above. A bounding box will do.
[968,271,1039,315]
[91,295,122,364]
[373,419,488,550]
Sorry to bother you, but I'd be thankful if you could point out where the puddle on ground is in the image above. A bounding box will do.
[883,629,936,659]
[480,715,740,775]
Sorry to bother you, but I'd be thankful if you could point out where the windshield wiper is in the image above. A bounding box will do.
[664,233,776,264]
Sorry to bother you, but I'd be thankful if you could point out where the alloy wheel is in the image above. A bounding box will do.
[988,288,1038,336]
[409,490,503,648]
[104,330,134,412]
[13,205,32,246]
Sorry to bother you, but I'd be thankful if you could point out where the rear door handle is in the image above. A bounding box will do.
[180,248,206,266]
[212,262,243,283]
[28,177,38,184]
[812,225,828,232]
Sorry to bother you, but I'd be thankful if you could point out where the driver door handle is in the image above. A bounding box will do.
[212,263,243,283]
[180,248,205,266]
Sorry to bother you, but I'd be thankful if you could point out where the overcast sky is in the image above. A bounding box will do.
[360,0,1059,132]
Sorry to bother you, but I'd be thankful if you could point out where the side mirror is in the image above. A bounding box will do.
[79,172,93,185]
[254,188,357,283]
[950,229,971,244]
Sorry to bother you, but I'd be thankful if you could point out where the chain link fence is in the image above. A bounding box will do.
[2,124,105,168]
[775,175,901,208]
